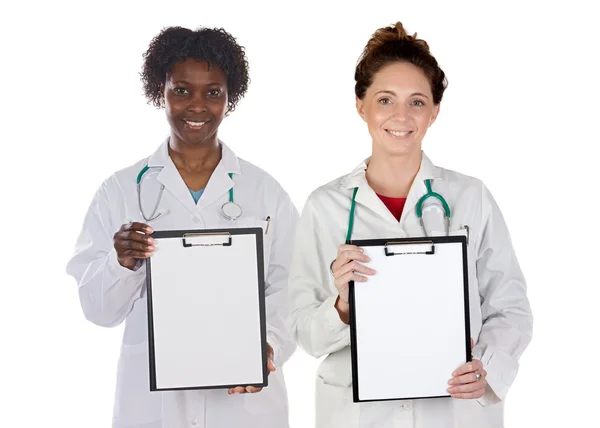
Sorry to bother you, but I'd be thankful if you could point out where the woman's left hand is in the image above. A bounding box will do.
[447,338,487,399]
[228,343,276,395]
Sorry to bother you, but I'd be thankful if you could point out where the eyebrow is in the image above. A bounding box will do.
[171,80,224,87]
[375,90,430,99]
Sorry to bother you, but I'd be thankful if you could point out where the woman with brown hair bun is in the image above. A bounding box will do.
[288,22,532,428]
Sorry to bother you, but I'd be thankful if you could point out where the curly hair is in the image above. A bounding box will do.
[141,26,250,113]
[355,22,447,105]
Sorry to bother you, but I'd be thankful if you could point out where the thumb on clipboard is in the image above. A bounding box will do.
[227,343,276,395]
[447,337,488,399]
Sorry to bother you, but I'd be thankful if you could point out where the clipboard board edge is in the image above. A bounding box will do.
[145,257,158,391]
[255,231,269,386]
[150,379,268,392]
[353,393,451,403]
[348,235,467,247]
[462,239,473,363]
[348,279,360,403]
[151,227,264,239]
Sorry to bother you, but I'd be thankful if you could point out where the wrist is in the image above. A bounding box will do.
[334,295,350,324]
[117,257,136,270]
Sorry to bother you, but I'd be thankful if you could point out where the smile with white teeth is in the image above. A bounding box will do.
[387,130,412,137]
[184,120,207,129]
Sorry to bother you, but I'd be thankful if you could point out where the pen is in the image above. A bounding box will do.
[265,216,271,234]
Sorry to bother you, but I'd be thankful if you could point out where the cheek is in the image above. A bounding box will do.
[209,99,228,117]
[216,104,228,117]
[415,109,435,129]
[366,108,390,130]
[164,100,181,119]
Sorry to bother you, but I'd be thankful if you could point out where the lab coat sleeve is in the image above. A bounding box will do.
[65,179,145,328]
[288,197,351,358]
[472,183,533,405]
[265,191,300,368]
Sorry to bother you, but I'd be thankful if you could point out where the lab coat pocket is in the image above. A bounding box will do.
[429,226,470,244]
[243,370,286,414]
[114,342,161,425]
[316,376,358,428]
[430,226,472,272]
[449,225,470,244]
[452,399,495,428]
[235,217,273,274]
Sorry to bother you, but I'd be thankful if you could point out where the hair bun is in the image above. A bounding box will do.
[365,21,430,55]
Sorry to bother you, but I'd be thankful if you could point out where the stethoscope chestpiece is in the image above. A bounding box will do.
[221,201,242,221]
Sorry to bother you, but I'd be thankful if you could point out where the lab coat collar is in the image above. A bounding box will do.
[339,151,444,225]
[146,137,242,216]
[147,137,241,174]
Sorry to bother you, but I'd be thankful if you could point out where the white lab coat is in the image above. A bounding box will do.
[66,139,299,428]
[288,153,533,428]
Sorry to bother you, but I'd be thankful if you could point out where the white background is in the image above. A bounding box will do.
[1,1,598,427]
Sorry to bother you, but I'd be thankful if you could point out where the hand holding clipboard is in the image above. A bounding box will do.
[448,338,488,399]
[228,343,276,395]
[330,244,377,324]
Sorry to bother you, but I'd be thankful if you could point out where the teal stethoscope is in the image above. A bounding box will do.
[136,165,242,222]
[345,178,451,242]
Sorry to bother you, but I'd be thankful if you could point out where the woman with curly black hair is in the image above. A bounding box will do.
[66,26,298,428]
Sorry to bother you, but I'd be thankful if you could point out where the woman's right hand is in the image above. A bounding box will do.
[113,222,156,270]
[331,244,376,321]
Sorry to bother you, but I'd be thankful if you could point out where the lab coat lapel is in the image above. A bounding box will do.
[341,161,399,224]
[147,139,199,217]
[194,162,232,213]
[195,142,241,213]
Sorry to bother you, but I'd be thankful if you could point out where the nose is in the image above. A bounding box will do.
[393,104,409,121]
[187,94,207,114]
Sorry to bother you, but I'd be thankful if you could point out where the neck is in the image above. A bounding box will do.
[168,136,221,173]
[366,148,422,198]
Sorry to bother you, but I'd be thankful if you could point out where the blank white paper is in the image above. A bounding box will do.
[148,232,264,390]
[354,241,468,401]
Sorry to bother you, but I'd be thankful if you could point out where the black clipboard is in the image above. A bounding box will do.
[347,235,471,403]
[145,227,268,392]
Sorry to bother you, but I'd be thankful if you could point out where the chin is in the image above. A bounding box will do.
[381,142,419,157]
[179,130,216,146]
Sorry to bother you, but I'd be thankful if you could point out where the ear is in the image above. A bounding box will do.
[223,93,231,117]
[428,103,441,127]
[356,96,367,122]
[159,85,165,108]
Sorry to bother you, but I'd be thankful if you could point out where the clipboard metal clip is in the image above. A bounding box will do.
[182,232,233,248]
[384,240,435,256]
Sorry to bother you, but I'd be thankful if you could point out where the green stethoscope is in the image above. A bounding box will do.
[136,166,241,222]
[345,178,451,242]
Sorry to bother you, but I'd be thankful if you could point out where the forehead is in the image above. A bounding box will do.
[166,58,227,85]
[369,62,432,96]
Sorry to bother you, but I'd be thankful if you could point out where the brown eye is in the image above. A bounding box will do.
[208,89,222,97]
[174,87,188,95]
[379,98,392,105]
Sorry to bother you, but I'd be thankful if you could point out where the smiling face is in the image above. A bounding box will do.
[356,61,440,157]
[161,58,228,147]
